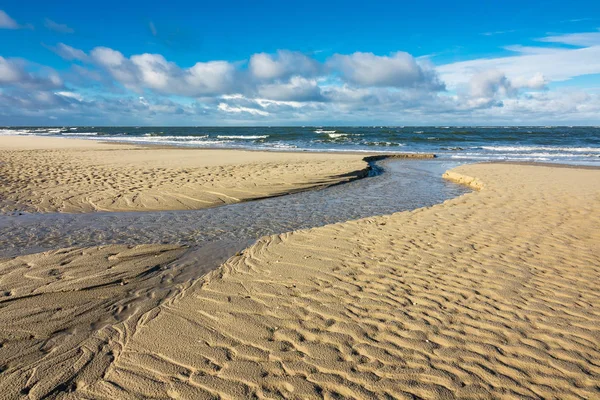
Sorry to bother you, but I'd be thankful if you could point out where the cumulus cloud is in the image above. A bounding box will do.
[468,70,516,99]
[11,30,600,124]
[0,56,62,89]
[57,46,238,96]
[327,51,444,90]
[44,18,74,34]
[257,77,323,101]
[249,50,320,81]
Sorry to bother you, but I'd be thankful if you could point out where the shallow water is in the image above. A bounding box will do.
[0,159,469,270]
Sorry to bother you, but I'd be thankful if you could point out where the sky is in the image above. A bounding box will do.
[1,0,600,126]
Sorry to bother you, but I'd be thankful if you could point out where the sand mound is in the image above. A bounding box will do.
[0,136,368,213]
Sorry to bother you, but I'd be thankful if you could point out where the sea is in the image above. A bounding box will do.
[2,126,600,166]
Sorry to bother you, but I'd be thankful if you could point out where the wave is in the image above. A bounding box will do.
[0,129,34,135]
[216,135,269,140]
[314,129,337,134]
[481,146,600,153]
[363,141,405,147]
[61,132,99,136]
[94,137,227,145]
[141,135,209,140]
[261,142,298,150]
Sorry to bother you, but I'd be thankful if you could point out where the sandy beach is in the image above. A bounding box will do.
[1,154,599,398]
[0,136,371,213]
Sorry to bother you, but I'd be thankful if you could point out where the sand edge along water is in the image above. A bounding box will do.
[0,136,434,214]
[1,162,598,399]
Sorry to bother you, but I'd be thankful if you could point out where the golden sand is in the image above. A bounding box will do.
[1,162,599,399]
[0,136,368,213]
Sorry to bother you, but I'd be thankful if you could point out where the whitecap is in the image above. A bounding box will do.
[217,135,269,140]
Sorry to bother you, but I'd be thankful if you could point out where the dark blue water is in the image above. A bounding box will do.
[2,126,600,165]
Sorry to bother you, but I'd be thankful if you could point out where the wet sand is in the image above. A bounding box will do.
[1,162,599,398]
[0,136,370,213]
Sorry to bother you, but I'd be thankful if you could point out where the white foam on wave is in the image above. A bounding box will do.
[217,135,269,140]
[0,129,34,135]
[363,141,405,147]
[0,127,69,135]
[314,129,337,134]
[61,132,99,136]
[141,134,209,140]
[451,155,552,161]
[261,142,298,150]
[460,151,598,158]
[481,145,600,153]
[93,136,229,146]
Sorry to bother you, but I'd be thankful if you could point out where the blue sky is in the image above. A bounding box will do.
[1,1,600,125]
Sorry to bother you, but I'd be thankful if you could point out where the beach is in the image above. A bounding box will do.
[0,136,370,213]
[0,138,599,399]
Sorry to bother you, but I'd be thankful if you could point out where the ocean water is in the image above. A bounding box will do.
[2,126,600,165]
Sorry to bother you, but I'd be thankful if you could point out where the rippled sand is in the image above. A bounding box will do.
[1,162,598,399]
[0,136,368,213]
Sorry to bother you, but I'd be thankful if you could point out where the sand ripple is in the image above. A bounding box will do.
[2,163,599,399]
[0,137,367,213]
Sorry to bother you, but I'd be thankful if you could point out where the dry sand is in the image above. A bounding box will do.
[1,162,599,399]
[0,136,369,213]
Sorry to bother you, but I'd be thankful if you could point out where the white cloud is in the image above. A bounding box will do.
[91,47,128,68]
[0,10,32,30]
[328,51,444,90]
[468,70,516,99]
[44,18,74,34]
[257,76,323,101]
[218,102,269,116]
[0,10,19,29]
[55,91,83,101]
[65,47,238,96]
[0,56,23,83]
[51,43,89,61]
[11,30,600,124]
[0,56,62,89]
[249,50,320,80]
[538,31,600,47]
[439,32,600,89]
[184,61,237,95]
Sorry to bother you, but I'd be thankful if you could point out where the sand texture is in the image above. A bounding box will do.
[0,244,189,399]
[0,136,368,213]
[1,163,599,399]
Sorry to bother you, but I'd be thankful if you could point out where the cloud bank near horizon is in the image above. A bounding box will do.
[1,8,600,125]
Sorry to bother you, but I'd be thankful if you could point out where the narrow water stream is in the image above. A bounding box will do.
[0,159,470,271]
